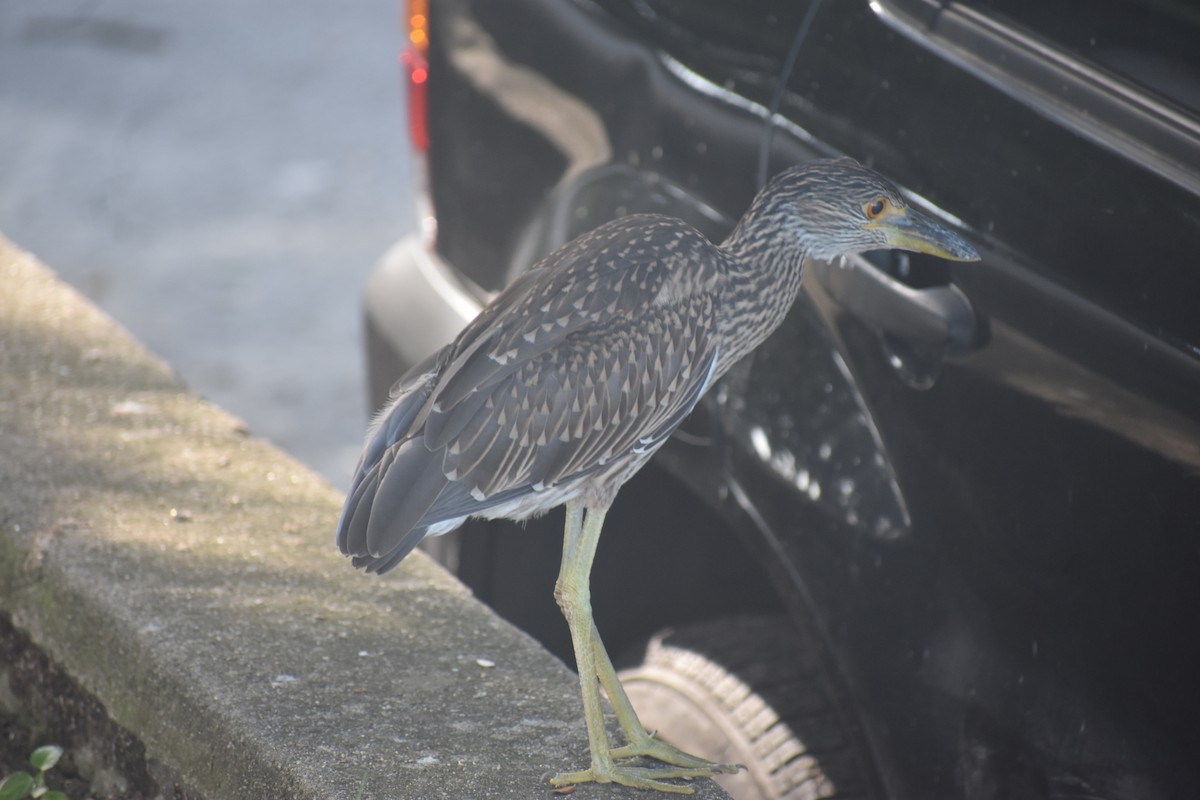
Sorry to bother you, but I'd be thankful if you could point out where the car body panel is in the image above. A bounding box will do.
[365,0,1200,796]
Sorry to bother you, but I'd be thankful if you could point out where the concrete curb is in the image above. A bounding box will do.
[0,237,730,799]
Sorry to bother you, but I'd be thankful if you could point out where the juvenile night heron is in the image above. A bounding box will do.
[337,159,978,793]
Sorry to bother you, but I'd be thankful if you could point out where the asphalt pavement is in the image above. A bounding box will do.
[0,0,414,487]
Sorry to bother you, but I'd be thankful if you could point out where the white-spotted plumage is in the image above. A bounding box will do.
[335,159,980,794]
[335,160,977,574]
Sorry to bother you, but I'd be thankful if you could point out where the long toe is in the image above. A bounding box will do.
[611,734,743,775]
[550,762,722,794]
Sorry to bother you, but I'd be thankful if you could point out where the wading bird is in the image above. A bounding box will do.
[337,159,979,793]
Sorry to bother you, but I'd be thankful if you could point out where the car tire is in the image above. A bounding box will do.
[618,616,873,800]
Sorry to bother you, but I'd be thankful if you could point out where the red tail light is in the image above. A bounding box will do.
[403,0,430,152]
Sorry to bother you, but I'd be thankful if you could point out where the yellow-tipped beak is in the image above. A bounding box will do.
[874,207,980,262]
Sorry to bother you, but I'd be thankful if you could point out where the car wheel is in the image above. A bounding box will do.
[618,616,873,800]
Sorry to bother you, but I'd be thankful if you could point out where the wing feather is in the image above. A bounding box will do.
[337,214,729,572]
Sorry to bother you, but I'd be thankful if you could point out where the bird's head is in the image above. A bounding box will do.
[762,159,979,264]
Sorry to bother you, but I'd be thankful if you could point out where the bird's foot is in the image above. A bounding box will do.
[549,737,742,794]
[549,761,720,794]
[611,731,742,775]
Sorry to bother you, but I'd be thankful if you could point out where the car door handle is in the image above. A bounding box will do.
[810,255,980,355]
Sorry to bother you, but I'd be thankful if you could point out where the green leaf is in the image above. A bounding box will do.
[28,746,63,773]
[0,771,34,800]
[42,794,68,800]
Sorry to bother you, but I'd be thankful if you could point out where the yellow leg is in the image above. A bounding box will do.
[548,501,737,793]
[594,626,740,774]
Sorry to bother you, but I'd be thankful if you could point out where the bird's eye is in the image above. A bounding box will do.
[865,198,889,219]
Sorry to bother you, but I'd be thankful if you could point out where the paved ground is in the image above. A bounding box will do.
[1,240,733,799]
[0,0,414,488]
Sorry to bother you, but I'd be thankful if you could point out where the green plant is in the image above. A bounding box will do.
[0,745,68,800]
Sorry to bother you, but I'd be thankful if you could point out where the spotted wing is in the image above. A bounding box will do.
[338,215,725,571]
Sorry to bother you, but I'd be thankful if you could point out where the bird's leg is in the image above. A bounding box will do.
[552,501,613,775]
[549,501,729,794]
[594,626,741,774]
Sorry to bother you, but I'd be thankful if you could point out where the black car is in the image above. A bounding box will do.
[362,1,1200,797]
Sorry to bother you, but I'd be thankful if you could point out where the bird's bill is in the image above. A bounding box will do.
[874,208,980,262]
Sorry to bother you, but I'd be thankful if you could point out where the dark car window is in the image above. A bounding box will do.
[966,0,1200,117]
[875,0,1200,200]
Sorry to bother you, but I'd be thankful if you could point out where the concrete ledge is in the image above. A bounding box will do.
[0,237,729,799]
